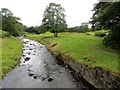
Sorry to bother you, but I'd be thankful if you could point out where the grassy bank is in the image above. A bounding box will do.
[1,37,22,78]
[0,38,2,79]
[26,32,119,74]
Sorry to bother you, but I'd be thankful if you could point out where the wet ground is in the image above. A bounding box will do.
[2,38,86,88]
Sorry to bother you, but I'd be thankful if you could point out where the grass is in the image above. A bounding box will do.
[0,38,2,80]
[26,32,119,74]
[1,37,22,79]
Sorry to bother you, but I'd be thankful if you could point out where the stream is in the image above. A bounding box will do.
[2,38,88,88]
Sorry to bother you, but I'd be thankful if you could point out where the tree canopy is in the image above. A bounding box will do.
[42,2,67,37]
[68,22,90,33]
[1,8,25,36]
[91,2,120,49]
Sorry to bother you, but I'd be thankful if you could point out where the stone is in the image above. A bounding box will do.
[48,77,53,82]
[28,73,34,76]
[25,57,30,61]
[28,69,31,71]
[29,48,33,50]
[33,76,37,79]
[42,77,46,81]
[28,52,31,55]
[23,55,26,57]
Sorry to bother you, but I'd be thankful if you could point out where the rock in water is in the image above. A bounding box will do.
[33,76,37,79]
[25,57,30,61]
[28,73,34,76]
[48,77,53,82]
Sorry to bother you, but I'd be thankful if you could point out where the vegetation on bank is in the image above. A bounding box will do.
[1,8,25,37]
[91,2,120,49]
[1,37,22,78]
[0,30,11,38]
[26,32,119,74]
[0,38,2,79]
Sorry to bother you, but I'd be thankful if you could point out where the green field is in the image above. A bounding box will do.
[26,32,119,74]
[1,37,22,78]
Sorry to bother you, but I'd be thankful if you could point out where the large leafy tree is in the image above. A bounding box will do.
[1,8,24,36]
[42,3,67,37]
[91,2,120,49]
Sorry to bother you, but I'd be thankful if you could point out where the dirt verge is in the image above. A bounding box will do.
[51,51,120,88]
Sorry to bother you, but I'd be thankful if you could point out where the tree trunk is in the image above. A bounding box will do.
[54,32,58,37]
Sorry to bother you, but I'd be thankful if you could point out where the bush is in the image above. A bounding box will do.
[0,30,11,38]
[103,31,120,49]
[85,32,90,35]
[95,32,106,37]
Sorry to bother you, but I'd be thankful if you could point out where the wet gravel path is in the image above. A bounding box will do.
[2,38,86,88]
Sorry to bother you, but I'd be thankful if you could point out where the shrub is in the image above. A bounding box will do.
[85,32,90,35]
[0,30,11,38]
[103,31,120,49]
[95,32,106,37]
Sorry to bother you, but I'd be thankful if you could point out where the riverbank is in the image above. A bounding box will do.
[26,32,120,88]
[55,53,120,88]
[2,37,22,78]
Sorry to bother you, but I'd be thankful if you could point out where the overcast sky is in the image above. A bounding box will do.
[0,0,98,27]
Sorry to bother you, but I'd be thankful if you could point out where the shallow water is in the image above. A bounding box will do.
[2,38,86,88]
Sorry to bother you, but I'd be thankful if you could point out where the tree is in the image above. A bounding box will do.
[79,22,89,32]
[67,22,90,33]
[35,25,46,34]
[1,8,24,36]
[13,22,25,36]
[42,2,67,37]
[0,10,2,30]
[1,8,13,17]
[91,2,120,49]
[26,26,36,33]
